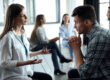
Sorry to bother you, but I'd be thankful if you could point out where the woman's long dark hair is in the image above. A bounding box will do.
[0,4,24,39]
[30,14,44,41]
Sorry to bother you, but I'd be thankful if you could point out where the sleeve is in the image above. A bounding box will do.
[36,28,49,44]
[78,36,107,78]
[59,26,66,38]
[0,36,17,69]
[69,23,74,37]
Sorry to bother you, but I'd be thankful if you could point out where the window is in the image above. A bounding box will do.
[0,0,26,25]
[69,0,83,23]
[0,0,60,25]
[0,0,4,25]
[76,0,84,7]
[99,0,110,29]
[35,0,59,23]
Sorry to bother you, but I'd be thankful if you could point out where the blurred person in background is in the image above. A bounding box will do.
[30,14,72,75]
[59,13,76,69]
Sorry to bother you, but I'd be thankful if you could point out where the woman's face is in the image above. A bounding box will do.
[63,15,69,23]
[15,9,27,26]
[41,16,46,24]
[107,8,110,20]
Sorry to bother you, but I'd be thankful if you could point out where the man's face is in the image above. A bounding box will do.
[107,8,110,20]
[74,16,88,34]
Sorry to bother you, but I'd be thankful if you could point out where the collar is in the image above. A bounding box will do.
[86,23,100,41]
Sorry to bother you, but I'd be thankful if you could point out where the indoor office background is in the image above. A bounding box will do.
[0,0,110,80]
[0,0,109,39]
[0,0,83,39]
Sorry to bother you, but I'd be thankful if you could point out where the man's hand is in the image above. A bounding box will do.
[68,35,81,50]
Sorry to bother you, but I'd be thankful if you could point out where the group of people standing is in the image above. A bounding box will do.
[0,3,110,80]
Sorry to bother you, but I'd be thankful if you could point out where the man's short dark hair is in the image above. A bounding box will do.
[72,5,97,25]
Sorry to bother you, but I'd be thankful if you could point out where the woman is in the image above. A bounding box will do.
[30,14,72,75]
[0,4,52,80]
[59,14,75,68]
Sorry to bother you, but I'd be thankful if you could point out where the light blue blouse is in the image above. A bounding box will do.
[59,23,74,40]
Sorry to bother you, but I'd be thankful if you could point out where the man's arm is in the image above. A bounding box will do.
[73,48,84,69]
[68,35,84,68]
[68,35,107,78]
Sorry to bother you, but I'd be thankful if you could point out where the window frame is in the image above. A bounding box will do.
[99,0,110,29]
[33,0,60,24]
[0,0,60,26]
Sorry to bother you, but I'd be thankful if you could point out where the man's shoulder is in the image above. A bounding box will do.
[89,27,110,44]
[95,27,109,37]
[100,28,110,39]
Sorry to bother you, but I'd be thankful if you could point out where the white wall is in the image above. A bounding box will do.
[24,24,60,39]
[0,24,60,39]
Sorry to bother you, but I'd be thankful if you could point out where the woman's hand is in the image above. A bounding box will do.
[49,37,60,42]
[54,37,60,41]
[41,47,50,54]
[17,59,42,66]
[27,59,42,64]
[30,47,51,57]
[64,37,69,40]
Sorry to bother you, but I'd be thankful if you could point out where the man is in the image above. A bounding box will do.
[68,5,110,80]
[107,6,110,20]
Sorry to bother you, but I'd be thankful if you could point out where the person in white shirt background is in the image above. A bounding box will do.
[0,3,52,80]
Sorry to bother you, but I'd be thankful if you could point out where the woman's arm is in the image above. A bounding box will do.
[49,37,60,42]
[0,36,18,68]
[16,59,42,67]
[59,26,66,39]
[17,48,50,67]
[30,47,50,57]
[30,50,43,57]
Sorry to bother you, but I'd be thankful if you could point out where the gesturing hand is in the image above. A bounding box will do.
[27,59,42,65]
[40,47,51,54]
[53,37,60,42]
